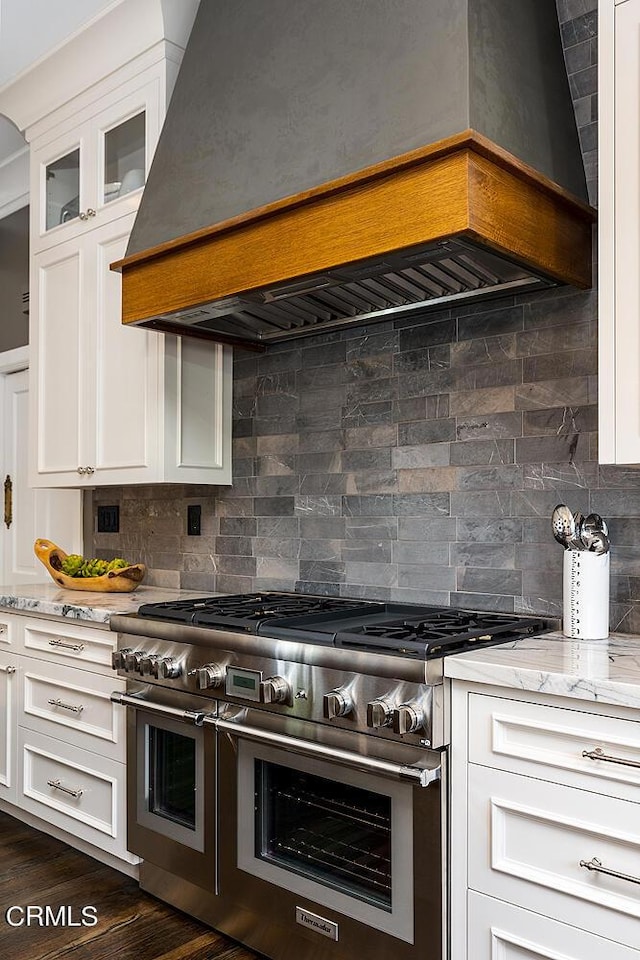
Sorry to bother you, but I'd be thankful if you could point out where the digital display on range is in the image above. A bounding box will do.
[226,667,262,701]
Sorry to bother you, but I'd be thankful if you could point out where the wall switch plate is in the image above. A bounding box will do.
[97,505,119,533]
[187,504,202,536]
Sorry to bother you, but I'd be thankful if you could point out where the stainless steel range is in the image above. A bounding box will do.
[110,593,550,960]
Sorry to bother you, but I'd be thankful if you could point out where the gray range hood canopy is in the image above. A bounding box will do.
[115,0,594,346]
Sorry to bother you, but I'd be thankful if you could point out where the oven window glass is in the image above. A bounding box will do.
[255,761,392,910]
[148,726,196,830]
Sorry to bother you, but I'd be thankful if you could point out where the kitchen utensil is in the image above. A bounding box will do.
[572,510,586,550]
[551,504,576,548]
[34,539,146,592]
[588,531,610,556]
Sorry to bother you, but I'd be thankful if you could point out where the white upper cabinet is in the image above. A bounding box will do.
[599,0,640,462]
[32,79,158,252]
[0,0,232,488]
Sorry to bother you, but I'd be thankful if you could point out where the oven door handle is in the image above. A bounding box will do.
[213,716,440,787]
[110,691,212,726]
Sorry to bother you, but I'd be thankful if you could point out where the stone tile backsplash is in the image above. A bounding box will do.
[93,1,640,630]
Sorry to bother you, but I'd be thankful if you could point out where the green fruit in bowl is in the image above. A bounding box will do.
[61,554,84,576]
[107,557,129,572]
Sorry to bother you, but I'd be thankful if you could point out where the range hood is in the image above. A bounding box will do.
[113,0,595,349]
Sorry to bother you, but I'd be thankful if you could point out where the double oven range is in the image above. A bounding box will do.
[110,593,549,960]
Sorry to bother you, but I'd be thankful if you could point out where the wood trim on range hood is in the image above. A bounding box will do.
[112,130,595,347]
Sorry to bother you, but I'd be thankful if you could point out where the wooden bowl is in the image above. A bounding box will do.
[34,539,146,593]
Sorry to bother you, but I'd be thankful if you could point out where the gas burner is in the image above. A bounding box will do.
[137,593,375,632]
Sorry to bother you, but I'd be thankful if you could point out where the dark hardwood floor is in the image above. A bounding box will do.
[0,812,261,960]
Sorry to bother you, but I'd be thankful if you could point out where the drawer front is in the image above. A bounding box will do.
[18,728,128,858]
[468,891,640,960]
[22,617,114,671]
[468,692,640,802]
[0,616,16,648]
[469,764,640,949]
[19,656,125,761]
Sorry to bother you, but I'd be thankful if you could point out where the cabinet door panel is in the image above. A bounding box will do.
[93,215,159,477]
[0,654,18,804]
[32,244,83,477]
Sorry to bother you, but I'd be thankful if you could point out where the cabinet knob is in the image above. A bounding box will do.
[85,466,95,475]
[78,208,96,221]
[77,466,86,475]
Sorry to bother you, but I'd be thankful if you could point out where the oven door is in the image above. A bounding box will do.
[111,684,216,891]
[216,706,443,960]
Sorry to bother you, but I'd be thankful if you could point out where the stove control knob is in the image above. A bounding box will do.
[124,650,144,673]
[366,698,394,729]
[158,656,182,680]
[261,675,291,705]
[139,654,159,676]
[112,648,132,670]
[195,664,223,690]
[392,703,424,736]
[323,689,352,720]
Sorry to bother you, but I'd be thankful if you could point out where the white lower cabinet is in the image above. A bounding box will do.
[451,683,640,959]
[468,891,639,960]
[0,653,19,805]
[18,727,129,859]
[0,610,135,868]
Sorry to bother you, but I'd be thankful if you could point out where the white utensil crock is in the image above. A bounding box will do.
[563,549,610,640]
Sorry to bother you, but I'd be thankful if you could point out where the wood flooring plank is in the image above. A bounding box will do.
[0,812,260,960]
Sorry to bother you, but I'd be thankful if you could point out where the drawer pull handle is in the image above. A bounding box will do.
[580,857,640,885]
[47,698,84,714]
[48,639,85,653]
[582,746,640,769]
[46,778,84,799]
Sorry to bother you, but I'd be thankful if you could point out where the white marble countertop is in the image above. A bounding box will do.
[444,630,640,710]
[0,582,210,624]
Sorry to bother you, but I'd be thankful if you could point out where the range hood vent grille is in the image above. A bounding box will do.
[148,238,549,344]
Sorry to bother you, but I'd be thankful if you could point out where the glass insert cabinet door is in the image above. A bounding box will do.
[41,107,147,234]
[102,111,146,205]
[45,148,80,230]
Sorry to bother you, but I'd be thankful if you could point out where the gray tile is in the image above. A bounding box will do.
[346,517,398,539]
[295,495,343,516]
[253,476,299,496]
[299,539,343,561]
[450,439,514,466]
[398,419,457,445]
[457,567,522,596]
[450,386,515,416]
[456,518,523,543]
[300,517,346,539]
[515,434,591,463]
[452,543,516,568]
[299,560,345,583]
[522,405,597,436]
[344,424,398,449]
[257,517,300,537]
[450,335,517,367]
[342,540,393,563]
[219,518,257,537]
[344,561,398,587]
[256,557,299,580]
[392,541,450,564]
[450,491,513,518]
[344,469,398,495]
[254,497,296,516]
[393,493,450,516]
[516,322,595,357]
[215,536,254,556]
[457,305,524,341]
[398,564,456,591]
[253,538,301,559]
[456,412,523,442]
[343,495,394,517]
[397,517,456,541]
[342,449,392,471]
[392,443,451,469]
[300,474,348,495]
[341,400,393,427]
[522,462,598,490]
[215,556,257,577]
[455,465,523,490]
[450,592,514,613]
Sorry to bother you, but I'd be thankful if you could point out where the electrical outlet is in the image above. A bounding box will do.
[97,505,119,533]
[187,504,202,536]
